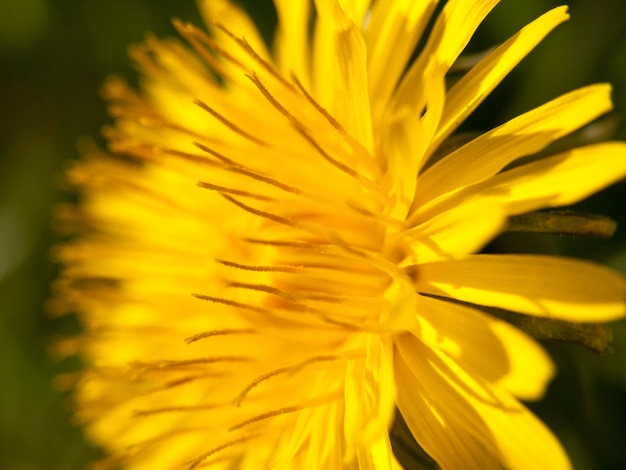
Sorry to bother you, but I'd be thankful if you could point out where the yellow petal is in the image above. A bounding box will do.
[357,434,402,470]
[274,0,311,88]
[417,254,626,321]
[365,0,438,122]
[313,0,374,152]
[383,61,446,219]
[344,336,396,457]
[395,334,572,470]
[336,0,371,26]
[405,198,505,264]
[414,142,626,228]
[418,84,613,206]
[414,296,555,400]
[272,386,344,469]
[197,0,270,66]
[432,6,570,150]
[391,0,499,116]
[344,336,401,469]
[476,142,626,216]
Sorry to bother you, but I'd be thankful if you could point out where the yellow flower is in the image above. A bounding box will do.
[54,0,626,469]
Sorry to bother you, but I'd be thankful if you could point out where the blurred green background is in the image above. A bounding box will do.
[1,0,625,468]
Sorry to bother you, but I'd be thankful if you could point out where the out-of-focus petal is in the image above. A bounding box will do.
[197,0,270,67]
[274,0,312,88]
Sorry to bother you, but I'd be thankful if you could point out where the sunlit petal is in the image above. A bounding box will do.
[396,334,572,470]
[414,296,555,400]
[418,254,626,321]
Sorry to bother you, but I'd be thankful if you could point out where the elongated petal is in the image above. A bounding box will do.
[357,435,402,470]
[197,0,270,62]
[344,336,396,457]
[405,198,506,264]
[432,6,570,150]
[344,336,401,470]
[365,0,437,122]
[313,0,374,151]
[391,0,499,115]
[272,394,345,469]
[415,141,626,226]
[337,0,371,26]
[383,62,446,219]
[274,0,311,88]
[476,142,626,215]
[418,84,613,205]
[417,254,626,321]
[414,296,555,400]
[395,334,572,470]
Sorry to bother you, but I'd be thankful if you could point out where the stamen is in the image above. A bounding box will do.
[144,374,231,396]
[291,73,381,179]
[160,375,207,391]
[133,404,220,416]
[215,258,299,273]
[197,181,274,201]
[186,434,261,469]
[124,107,214,142]
[233,354,361,406]
[161,148,221,167]
[225,281,299,302]
[195,290,363,331]
[193,141,238,165]
[215,23,295,91]
[229,389,343,432]
[227,166,301,194]
[191,293,270,314]
[220,193,298,227]
[184,328,257,344]
[194,142,302,194]
[172,19,232,80]
[143,34,213,83]
[228,406,300,431]
[190,23,248,70]
[290,73,343,133]
[232,367,292,406]
[295,125,361,178]
[292,353,363,372]
[247,73,384,201]
[132,356,252,371]
[246,74,354,176]
[194,99,268,146]
[243,238,328,252]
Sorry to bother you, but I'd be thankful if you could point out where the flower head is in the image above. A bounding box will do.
[54,0,626,468]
